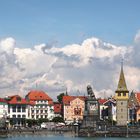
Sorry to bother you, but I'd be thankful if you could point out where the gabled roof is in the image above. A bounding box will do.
[26,90,53,105]
[8,95,32,105]
[98,99,107,105]
[63,95,86,105]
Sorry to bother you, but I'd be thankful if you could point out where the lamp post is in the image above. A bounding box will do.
[126,121,129,138]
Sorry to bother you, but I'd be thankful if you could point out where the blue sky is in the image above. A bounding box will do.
[0,0,140,48]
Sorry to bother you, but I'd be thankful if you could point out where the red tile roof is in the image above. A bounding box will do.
[0,98,7,103]
[98,99,107,104]
[26,90,53,105]
[54,102,62,113]
[135,92,140,104]
[63,95,86,105]
[8,95,32,105]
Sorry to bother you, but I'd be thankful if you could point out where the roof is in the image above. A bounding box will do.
[98,99,107,104]
[135,92,140,104]
[54,102,62,113]
[116,64,128,92]
[26,90,53,105]
[0,98,7,103]
[8,95,32,105]
[63,95,86,105]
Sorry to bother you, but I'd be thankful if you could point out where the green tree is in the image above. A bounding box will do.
[52,116,64,123]
[57,93,65,103]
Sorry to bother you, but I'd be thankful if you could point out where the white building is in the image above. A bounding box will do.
[25,90,54,120]
[7,95,32,126]
[0,98,8,119]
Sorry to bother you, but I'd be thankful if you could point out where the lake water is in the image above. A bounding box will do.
[0,134,139,140]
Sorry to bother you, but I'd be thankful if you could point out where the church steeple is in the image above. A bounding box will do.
[116,60,128,92]
[115,59,129,126]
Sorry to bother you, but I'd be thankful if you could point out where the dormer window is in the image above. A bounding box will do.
[17,97,21,102]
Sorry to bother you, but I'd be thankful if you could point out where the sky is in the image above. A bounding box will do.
[0,0,140,100]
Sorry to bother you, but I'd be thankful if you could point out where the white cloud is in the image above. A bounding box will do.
[134,30,140,44]
[0,34,140,100]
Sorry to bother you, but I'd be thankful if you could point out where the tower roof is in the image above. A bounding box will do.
[116,62,128,92]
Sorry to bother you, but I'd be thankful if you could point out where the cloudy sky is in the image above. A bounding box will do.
[0,0,140,99]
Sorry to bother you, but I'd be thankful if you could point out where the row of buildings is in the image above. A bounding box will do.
[0,63,140,127]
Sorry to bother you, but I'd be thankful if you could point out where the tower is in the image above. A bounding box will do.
[115,61,129,126]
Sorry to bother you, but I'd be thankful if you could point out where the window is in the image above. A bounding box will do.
[17,115,21,118]
[123,93,126,96]
[12,106,16,112]
[36,110,39,113]
[22,106,26,112]
[22,115,26,118]
[41,115,43,119]
[32,115,34,118]
[45,110,47,113]
[40,110,43,113]
[17,106,21,112]
[36,115,39,119]
[32,110,34,113]
[121,102,123,105]
[12,115,16,118]
[118,93,121,96]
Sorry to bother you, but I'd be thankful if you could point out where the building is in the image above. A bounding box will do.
[0,98,8,119]
[63,95,85,123]
[115,63,129,126]
[98,99,107,120]
[53,102,62,117]
[25,90,54,120]
[7,95,32,126]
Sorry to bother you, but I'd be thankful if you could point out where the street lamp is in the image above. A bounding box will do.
[126,121,129,138]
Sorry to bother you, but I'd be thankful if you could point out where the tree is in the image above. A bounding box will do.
[52,116,64,123]
[57,93,65,103]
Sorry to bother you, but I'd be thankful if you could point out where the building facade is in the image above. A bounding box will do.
[26,90,54,120]
[63,95,85,123]
[7,95,31,126]
[0,98,8,119]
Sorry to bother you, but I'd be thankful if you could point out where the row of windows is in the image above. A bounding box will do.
[32,115,47,119]
[117,93,127,96]
[32,110,47,113]
[12,107,26,113]
[12,114,26,118]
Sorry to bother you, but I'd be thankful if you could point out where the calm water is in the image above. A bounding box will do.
[0,134,139,140]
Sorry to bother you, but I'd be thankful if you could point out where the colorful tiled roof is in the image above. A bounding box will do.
[8,95,32,105]
[0,98,7,103]
[26,90,53,105]
[63,95,86,105]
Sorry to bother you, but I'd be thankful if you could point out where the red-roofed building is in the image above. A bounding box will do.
[26,90,54,120]
[7,95,32,126]
[62,95,86,123]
